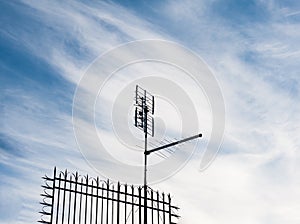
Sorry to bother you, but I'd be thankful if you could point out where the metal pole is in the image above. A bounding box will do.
[144,131,147,187]
[143,93,148,187]
[143,92,148,224]
[144,131,148,224]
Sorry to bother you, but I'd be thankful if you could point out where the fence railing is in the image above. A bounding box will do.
[39,167,179,224]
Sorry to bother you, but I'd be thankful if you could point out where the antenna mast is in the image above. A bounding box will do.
[134,85,202,224]
[134,85,154,224]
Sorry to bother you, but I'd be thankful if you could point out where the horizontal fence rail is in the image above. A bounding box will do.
[39,167,179,224]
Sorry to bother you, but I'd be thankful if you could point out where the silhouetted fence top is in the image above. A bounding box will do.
[39,167,180,224]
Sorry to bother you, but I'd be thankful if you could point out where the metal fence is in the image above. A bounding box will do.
[39,167,179,224]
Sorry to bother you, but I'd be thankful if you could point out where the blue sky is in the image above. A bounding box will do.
[1,0,300,223]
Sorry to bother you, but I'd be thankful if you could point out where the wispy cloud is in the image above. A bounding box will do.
[6,0,170,84]
[1,0,300,223]
[150,0,300,223]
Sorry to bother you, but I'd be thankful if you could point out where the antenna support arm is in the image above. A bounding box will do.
[145,133,202,155]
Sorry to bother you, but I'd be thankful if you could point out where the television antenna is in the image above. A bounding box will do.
[134,85,202,224]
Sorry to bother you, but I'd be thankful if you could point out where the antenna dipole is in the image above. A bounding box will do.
[134,85,155,185]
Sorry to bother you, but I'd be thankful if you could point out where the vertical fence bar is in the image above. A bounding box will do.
[111,185,114,224]
[61,170,68,224]
[157,191,160,224]
[117,182,120,224]
[101,182,104,224]
[95,177,99,224]
[168,194,172,224]
[132,185,134,224]
[124,184,127,224]
[90,180,94,224]
[73,172,78,224]
[162,193,166,224]
[151,190,154,224]
[67,175,72,224]
[106,180,109,224]
[55,172,61,224]
[79,178,83,224]
[49,167,56,224]
[85,175,89,224]
[138,187,142,224]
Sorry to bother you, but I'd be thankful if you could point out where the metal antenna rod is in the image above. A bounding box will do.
[143,92,148,224]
